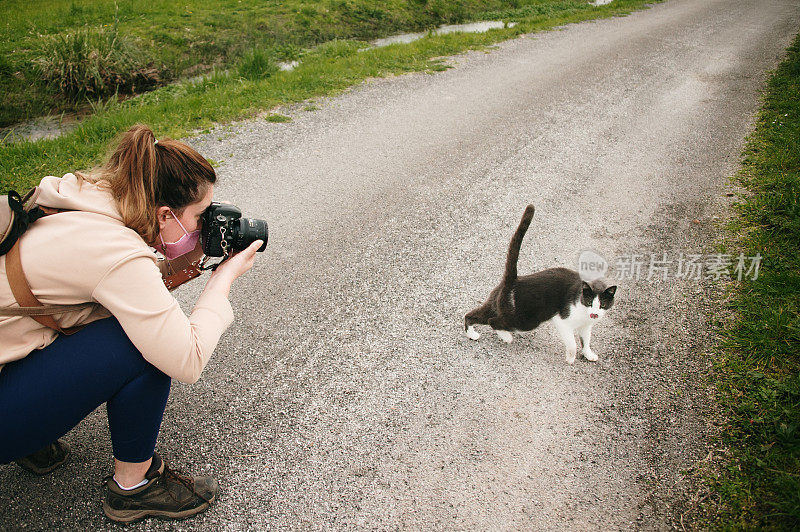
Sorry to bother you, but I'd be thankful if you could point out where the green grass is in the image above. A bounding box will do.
[238,48,280,81]
[705,32,800,530]
[265,113,292,123]
[0,0,644,127]
[0,0,658,193]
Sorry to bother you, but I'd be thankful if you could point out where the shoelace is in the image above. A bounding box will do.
[161,463,213,504]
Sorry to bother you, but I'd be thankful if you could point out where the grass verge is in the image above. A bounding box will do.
[0,0,660,193]
[704,32,800,530]
[2,0,653,127]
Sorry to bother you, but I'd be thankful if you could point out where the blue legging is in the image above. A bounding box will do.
[0,317,171,464]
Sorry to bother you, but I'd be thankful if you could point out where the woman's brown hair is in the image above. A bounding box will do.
[79,124,216,243]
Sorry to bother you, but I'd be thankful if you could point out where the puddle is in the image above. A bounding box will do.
[4,20,514,143]
[279,61,300,72]
[371,21,515,48]
[1,115,80,144]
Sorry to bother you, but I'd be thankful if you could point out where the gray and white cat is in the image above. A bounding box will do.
[464,205,616,364]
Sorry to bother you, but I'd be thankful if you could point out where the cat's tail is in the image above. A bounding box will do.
[502,204,535,287]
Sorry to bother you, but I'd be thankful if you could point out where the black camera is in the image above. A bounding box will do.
[200,202,268,258]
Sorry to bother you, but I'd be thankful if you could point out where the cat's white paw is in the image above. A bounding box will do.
[583,349,598,362]
[496,330,513,344]
[565,350,577,364]
[466,326,481,341]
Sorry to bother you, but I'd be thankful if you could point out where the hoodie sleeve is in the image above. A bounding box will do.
[91,251,234,383]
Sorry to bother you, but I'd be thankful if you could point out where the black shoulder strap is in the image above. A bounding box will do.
[0,190,47,256]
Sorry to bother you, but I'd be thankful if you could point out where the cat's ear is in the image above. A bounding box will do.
[604,285,617,297]
[581,281,592,291]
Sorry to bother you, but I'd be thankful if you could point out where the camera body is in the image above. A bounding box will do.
[200,202,268,257]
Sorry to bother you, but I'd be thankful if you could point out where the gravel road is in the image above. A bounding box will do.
[3,0,800,529]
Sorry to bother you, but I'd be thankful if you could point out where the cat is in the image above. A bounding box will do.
[464,205,616,364]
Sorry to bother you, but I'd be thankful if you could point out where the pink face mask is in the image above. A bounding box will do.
[157,209,200,260]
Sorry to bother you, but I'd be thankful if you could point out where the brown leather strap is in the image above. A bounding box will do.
[6,241,84,335]
[162,255,202,291]
[0,302,95,316]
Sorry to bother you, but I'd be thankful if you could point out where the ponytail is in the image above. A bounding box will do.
[79,124,216,243]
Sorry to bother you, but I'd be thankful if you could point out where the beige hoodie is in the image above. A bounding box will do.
[0,174,233,383]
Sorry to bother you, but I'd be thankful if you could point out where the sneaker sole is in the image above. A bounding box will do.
[102,492,216,523]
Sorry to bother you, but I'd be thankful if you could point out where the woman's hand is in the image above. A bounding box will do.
[214,240,263,280]
[203,240,263,298]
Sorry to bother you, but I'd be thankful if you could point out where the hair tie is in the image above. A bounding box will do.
[154,139,159,145]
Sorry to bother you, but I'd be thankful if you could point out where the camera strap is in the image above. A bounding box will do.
[162,255,203,290]
[3,240,88,335]
[197,223,232,272]
[197,251,229,272]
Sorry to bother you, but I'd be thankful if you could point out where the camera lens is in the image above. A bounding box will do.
[234,217,268,252]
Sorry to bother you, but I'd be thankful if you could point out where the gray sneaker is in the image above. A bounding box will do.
[102,453,218,523]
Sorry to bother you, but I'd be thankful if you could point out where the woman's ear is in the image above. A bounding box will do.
[155,206,172,233]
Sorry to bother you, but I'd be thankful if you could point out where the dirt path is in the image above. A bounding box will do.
[3,0,800,529]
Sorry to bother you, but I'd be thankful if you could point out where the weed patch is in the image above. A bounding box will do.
[265,114,292,123]
[35,27,160,101]
[238,49,280,81]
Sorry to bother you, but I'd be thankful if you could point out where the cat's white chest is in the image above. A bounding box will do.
[549,297,606,364]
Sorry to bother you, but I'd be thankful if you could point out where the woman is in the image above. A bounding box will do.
[0,124,263,523]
